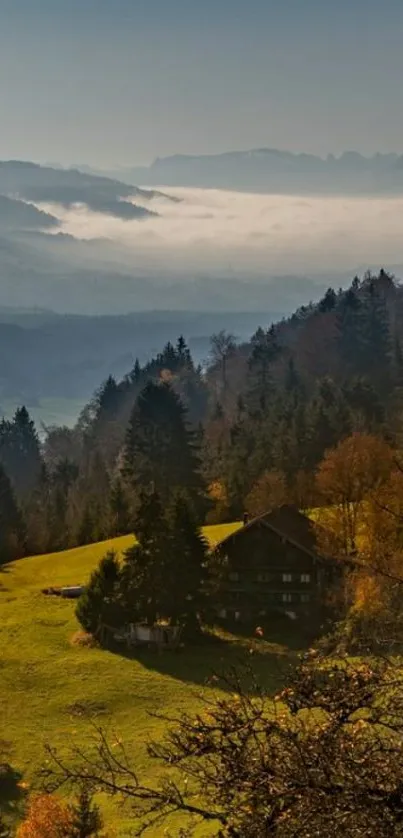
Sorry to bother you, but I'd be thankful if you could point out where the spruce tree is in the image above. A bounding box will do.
[95,375,120,420]
[0,463,25,564]
[123,381,205,512]
[360,275,392,393]
[318,287,337,312]
[76,551,121,636]
[0,407,42,499]
[336,286,367,376]
[109,478,131,536]
[121,492,168,625]
[166,494,208,631]
[306,378,352,467]
[69,784,103,838]
[247,325,281,413]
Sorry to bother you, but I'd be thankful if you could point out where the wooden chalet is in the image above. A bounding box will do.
[212,505,341,623]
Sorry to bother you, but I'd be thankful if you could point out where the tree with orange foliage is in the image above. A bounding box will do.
[315,432,393,557]
[17,789,103,838]
[315,437,403,651]
[17,795,72,838]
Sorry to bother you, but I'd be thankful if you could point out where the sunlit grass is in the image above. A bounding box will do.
[0,520,293,835]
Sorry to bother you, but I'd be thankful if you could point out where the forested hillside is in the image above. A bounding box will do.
[0,269,400,562]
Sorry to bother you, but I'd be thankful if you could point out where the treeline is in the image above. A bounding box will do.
[0,269,402,563]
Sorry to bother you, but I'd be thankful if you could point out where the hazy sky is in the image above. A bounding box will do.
[1,0,403,166]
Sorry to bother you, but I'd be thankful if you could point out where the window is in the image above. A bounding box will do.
[282,573,292,583]
[300,593,310,604]
[301,573,311,584]
[282,593,292,603]
[229,571,239,582]
[219,608,227,619]
[257,572,271,583]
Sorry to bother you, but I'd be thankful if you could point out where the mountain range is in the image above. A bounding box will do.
[91,149,403,194]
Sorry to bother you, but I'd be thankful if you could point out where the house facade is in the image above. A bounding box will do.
[212,506,341,623]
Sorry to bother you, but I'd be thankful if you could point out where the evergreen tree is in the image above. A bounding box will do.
[69,785,103,838]
[0,407,42,499]
[46,458,79,551]
[76,551,121,636]
[247,325,281,413]
[318,287,337,312]
[76,502,98,547]
[123,381,205,512]
[95,375,120,420]
[120,492,208,631]
[306,378,352,467]
[0,463,25,564]
[342,377,385,432]
[130,358,141,382]
[120,492,168,625]
[176,334,192,367]
[336,285,368,378]
[360,275,392,393]
[109,478,131,536]
[166,494,208,631]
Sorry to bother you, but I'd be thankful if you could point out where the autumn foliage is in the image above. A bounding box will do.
[17,795,72,838]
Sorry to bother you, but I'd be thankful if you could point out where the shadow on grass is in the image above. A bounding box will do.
[103,619,312,694]
[0,762,27,815]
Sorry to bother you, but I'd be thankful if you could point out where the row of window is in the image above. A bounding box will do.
[221,591,311,609]
[282,592,310,603]
[228,571,311,584]
[218,593,311,620]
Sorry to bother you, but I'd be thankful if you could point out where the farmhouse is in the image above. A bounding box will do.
[212,505,341,623]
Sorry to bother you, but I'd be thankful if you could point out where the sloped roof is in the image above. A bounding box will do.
[213,505,323,560]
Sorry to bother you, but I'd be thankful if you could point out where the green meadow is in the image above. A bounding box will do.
[0,522,301,834]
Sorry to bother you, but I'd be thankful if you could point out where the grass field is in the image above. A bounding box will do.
[0,522,301,834]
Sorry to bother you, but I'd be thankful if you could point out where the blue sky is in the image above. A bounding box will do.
[1,0,403,165]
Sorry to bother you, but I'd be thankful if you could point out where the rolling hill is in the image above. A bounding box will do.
[2,522,297,835]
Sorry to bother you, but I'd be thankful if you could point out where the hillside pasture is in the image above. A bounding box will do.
[0,522,298,834]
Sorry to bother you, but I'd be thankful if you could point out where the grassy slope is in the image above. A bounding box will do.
[1,521,298,834]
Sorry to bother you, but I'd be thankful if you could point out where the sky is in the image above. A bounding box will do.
[1,0,403,167]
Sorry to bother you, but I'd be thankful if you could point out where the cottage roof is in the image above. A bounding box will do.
[214,505,324,560]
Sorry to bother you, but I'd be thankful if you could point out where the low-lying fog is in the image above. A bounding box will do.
[37,187,403,278]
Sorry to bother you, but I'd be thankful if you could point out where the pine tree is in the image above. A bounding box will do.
[166,494,208,631]
[176,335,192,368]
[306,378,352,467]
[247,325,282,413]
[123,381,205,512]
[318,287,337,312]
[121,492,169,625]
[69,785,103,838]
[119,492,208,631]
[342,377,385,432]
[0,407,42,499]
[360,275,392,393]
[0,463,25,564]
[75,551,121,636]
[109,478,131,536]
[77,502,97,547]
[96,375,120,420]
[46,459,78,551]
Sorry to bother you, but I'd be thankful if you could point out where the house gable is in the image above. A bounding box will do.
[212,506,338,621]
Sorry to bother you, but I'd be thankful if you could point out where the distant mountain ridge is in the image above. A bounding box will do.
[0,160,166,220]
[93,148,403,194]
